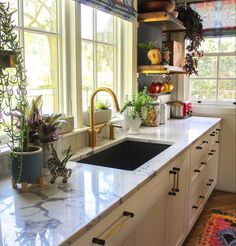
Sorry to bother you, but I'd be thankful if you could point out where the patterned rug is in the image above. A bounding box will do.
[199,210,236,246]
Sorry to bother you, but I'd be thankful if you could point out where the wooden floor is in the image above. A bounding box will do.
[183,190,236,246]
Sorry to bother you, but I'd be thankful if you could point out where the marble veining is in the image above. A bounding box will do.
[0,117,221,246]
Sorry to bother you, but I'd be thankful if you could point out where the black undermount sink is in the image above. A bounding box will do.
[78,140,171,171]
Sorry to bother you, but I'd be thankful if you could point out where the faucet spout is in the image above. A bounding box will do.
[89,87,120,147]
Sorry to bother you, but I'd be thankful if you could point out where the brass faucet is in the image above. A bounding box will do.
[88,87,120,147]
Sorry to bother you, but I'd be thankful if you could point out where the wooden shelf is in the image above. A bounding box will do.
[138,12,185,32]
[138,65,185,75]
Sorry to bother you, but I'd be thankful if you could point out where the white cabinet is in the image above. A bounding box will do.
[136,170,170,246]
[72,122,221,246]
[166,150,189,246]
[187,122,221,233]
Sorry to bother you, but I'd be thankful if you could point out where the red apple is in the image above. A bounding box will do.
[156,82,164,93]
[148,81,159,94]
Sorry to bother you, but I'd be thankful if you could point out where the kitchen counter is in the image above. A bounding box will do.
[0,116,221,246]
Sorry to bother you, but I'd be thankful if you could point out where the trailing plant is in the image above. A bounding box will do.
[0,2,29,152]
[177,6,204,76]
[120,88,153,121]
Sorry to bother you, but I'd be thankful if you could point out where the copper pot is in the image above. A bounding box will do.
[142,0,175,13]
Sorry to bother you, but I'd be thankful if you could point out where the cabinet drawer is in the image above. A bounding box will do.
[191,134,210,164]
[71,190,142,246]
[187,186,205,230]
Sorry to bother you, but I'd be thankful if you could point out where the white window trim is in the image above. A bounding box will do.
[186,42,236,107]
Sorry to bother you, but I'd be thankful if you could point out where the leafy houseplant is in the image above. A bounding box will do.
[177,6,204,76]
[121,88,153,134]
[0,2,42,189]
[27,95,67,170]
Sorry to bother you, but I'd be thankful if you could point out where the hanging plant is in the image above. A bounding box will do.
[178,6,204,76]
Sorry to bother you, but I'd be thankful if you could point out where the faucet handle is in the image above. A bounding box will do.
[109,123,122,140]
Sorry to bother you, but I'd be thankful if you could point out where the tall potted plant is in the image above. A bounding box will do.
[0,2,42,192]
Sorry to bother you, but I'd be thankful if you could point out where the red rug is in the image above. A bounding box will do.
[199,210,236,246]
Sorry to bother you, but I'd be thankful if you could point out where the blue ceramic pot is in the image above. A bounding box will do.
[12,146,42,183]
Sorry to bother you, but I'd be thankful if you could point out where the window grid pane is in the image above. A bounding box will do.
[189,37,236,103]
[81,6,117,113]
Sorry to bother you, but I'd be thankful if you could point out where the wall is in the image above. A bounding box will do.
[192,105,236,193]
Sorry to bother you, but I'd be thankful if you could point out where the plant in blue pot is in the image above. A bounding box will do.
[0,2,42,192]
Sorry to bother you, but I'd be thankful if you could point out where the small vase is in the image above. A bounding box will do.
[147,48,162,65]
[127,118,142,135]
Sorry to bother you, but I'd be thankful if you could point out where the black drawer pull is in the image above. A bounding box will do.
[196,146,202,149]
[206,183,212,186]
[215,141,220,144]
[169,170,177,174]
[168,191,176,196]
[192,205,198,209]
[209,179,214,182]
[216,128,221,131]
[123,211,134,217]
[201,162,207,165]
[173,167,180,171]
[92,238,105,245]
[210,133,215,137]
[199,195,205,199]
[211,149,216,152]
[208,153,214,156]
[194,169,200,173]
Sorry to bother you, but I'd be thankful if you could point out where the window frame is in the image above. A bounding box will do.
[188,37,236,106]
[80,5,119,112]
[15,0,62,113]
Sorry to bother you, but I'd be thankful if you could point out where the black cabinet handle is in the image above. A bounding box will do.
[199,195,205,199]
[211,149,216,152]
[194,169,200,173]
[192,205,198,209]
[209,179,214,182]
[210,133,215,136]
[201,162,207,165]
[215,141,220,144]
[206,183,212,186]
[208,153,214,156]
[216,128,221,131]
[173,167,180,192]
[168,191,176,196]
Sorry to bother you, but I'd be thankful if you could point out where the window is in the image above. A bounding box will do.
[7,0,61,113]
[81,4,118,111]
[189,36,236,104]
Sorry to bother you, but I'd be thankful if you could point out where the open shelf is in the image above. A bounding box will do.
[138,65,185,75]
[138,11,186,32]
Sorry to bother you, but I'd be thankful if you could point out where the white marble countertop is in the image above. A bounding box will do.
[0,116,221,246]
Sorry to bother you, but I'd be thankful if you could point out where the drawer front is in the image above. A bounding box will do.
[187,185,205,230]
[72,191,142,246]
[191,135,210,164]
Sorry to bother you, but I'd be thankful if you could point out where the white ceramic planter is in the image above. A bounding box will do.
[127,118,142,135]
[83,109,112,126]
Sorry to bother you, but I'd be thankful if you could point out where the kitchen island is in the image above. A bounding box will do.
[0,116,221,246]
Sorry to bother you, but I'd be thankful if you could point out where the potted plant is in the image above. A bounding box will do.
[0,2,42,192]
[120,88,153,134]
[138,41,162,65]
[27,96,67,172]
[83,100,112,126]
[177,5,204,76]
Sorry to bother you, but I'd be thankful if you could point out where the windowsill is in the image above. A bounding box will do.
[191,102,236,109]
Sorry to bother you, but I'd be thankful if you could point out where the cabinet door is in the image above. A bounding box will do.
[136,171,170,246]
[166,150,189,246]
